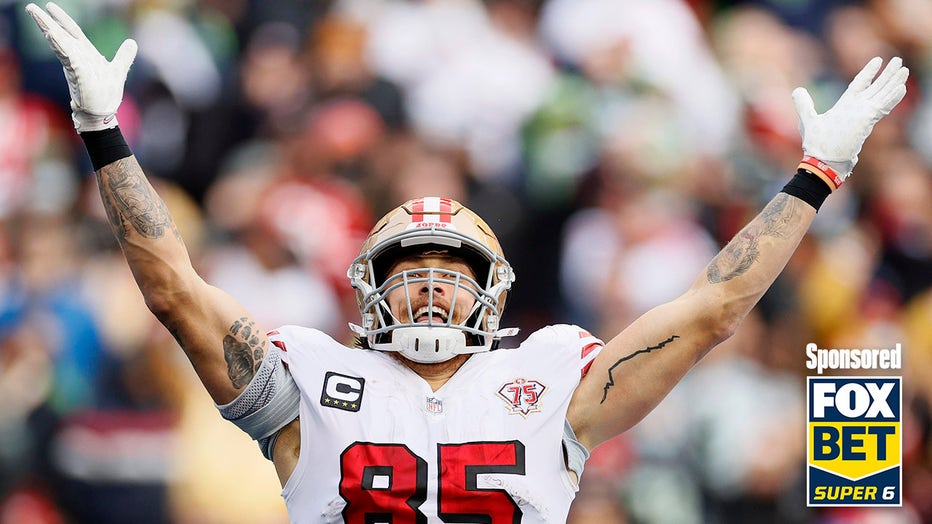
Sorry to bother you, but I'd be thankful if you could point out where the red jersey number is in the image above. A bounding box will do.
[339,441,525,523]
[339,443,427,523]
[438,441,525,523]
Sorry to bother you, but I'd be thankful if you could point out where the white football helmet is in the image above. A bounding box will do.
[347,197,517,363]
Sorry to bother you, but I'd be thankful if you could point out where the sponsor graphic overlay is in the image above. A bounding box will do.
[806,343,902,507]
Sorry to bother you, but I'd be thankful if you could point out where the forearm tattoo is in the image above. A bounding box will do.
[97,158,180,241]
[600,335,679,404]
[224,317,265,389]
[706,193,798,283]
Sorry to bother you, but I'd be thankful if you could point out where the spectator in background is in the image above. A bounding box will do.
[680,306,808,524]
[257,98,377,307]
[561,182,717,335]
[0,45,72,218]
[0,214,103,416]
[539,0,740,165]
[0,212,178,524]
[201,143,342,337]
[177,20,307,203]
[306,11,406,130]
[356,0,555,183]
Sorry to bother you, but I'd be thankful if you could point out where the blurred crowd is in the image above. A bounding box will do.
[0,0,930,522]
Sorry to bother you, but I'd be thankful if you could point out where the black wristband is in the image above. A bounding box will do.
[80,127,133,171]
[781,169,833,211]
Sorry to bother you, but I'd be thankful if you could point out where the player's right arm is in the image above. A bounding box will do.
[97,155,268,403]
[97,134,305,484]
[25,1,263,405]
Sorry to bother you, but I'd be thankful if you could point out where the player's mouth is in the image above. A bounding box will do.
[413,305,449,324]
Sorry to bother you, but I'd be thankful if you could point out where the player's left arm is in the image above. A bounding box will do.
[567,56,909,451]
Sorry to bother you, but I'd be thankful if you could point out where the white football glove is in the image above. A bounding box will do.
[26,2,137,132]
[792,56,908,188]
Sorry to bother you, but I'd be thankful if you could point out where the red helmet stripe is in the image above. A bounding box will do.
[438,197,453,221]
[411,199,425,222]
[411,197,452,225]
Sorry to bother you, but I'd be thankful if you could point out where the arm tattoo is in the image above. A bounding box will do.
[600,335,679,404]
[97,158,179,240]
[224,317,265,389]
[97,170,127,238]
[706,193,798,283]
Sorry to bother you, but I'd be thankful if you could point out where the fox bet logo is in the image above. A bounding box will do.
[807,377,901,506]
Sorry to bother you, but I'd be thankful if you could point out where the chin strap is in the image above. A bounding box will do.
[348,323,520,363]
[391,326,470,363]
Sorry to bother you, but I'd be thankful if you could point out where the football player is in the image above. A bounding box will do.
[26,2,908,521]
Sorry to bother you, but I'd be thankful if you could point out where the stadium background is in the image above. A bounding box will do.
[0,0,930,522]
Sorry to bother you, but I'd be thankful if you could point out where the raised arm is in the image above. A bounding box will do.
[26,2,266,405]
[568,56,909,450]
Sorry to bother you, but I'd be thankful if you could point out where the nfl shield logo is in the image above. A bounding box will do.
[426,396,443,414]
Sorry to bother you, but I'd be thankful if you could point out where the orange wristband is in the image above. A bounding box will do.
[798,156,843,190]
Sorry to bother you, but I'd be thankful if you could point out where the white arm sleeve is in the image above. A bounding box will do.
[216,344,300,460]
[563,419,590,483]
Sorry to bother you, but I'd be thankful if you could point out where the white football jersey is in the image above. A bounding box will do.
[271,323,603,523]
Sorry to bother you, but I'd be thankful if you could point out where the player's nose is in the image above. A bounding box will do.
[417,271,452,296]
[419,280,447,296]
